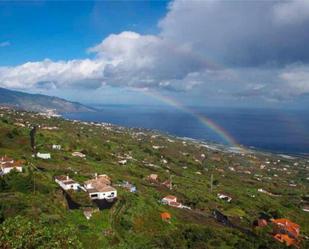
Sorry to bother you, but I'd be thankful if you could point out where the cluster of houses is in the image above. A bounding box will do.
[35,148,86,160]
[254,218,301,247]
[0,156,24,175]
[55,173,117,201]
[146,173,173,189]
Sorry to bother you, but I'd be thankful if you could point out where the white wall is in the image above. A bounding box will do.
[89,190,117,200]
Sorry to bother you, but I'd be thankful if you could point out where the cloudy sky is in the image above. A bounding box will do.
[0,0,309,108]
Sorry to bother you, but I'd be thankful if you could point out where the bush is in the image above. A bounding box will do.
[0,215,82,249]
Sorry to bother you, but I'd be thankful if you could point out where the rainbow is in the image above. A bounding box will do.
[136,89,242,150]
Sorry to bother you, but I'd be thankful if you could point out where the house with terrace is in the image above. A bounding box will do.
[84,174,117,200]
[0,156,23,175]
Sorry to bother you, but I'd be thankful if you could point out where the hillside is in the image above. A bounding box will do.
[0,107,308,249]
[0,87,95,113]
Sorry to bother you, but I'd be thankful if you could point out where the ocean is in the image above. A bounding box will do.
[63,106,309,155]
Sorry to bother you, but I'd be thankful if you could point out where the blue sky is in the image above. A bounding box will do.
[0,0,309,109]
[0,1,168,65]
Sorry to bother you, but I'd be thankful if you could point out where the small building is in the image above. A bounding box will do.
[119,181,137,193]
[301,204,309,212]
[147,174,158,182]
[0,156,14,165]
[55,175,81,191]
[42,126,59,130]
[162,195,177,205]
[52,144,61,150]
[118,159,127,165]
[160,212,172,221]
[84,174,117,200]
[0,162,23,175]
[14,122,25,127]
[253,219,268,228]
[272,218,300,247]
[0,156,24,175]
[162,195,182,208]
[217,193,232,203]
[72,152,86,158]
[162,180,172,189]
[37,152,51,159]
[83,207,99,220]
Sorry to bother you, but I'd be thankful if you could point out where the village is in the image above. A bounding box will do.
[0,106,308,248]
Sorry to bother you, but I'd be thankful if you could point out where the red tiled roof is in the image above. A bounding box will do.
[169,201,181,207]
[161,212,171,220]
[163,195,177,201]
[55,175,68,181]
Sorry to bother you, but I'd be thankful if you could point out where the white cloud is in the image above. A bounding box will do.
[0,41,10,47]
[0,31,206,91]
[0,0,309,103]
[0,59,106,89]
[89,31,206,90]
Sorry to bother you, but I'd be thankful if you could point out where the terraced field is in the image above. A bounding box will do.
[0,107,308,248]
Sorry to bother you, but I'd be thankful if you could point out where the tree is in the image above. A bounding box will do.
[29,125,37,153]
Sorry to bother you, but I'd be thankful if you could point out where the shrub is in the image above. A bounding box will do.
[0,215,82,249]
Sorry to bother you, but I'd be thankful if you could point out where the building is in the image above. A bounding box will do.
[162,195,177,205]
[0,156,23,175]
[301,204,309,212]
[160,212,172,221]
[36,152,51,159]
[119,181,137,193]
[72,152,86,158]
[52,144,61,150]
[84,174,117,200]
[162,180,172,189]
[217,193,232,202]
[118,159,127,165]
[54,175,81,191]
[272,218,300,247]
[147,174,158,182]
[161,195,183,208]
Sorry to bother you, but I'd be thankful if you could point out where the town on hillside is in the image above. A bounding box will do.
[0,106,308,248]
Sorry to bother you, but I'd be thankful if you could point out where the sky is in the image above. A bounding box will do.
[0,0,309,109]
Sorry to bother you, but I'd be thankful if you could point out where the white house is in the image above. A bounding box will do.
[52,144,61,150]
[72,152,86,158]
[84,174,117,200]
[118,159,127,165]
[0,156,23,175]
[161,195,183,208]
[55,175,80,191]
[217,193,232,202]
[1,164,23,175]
[36,152,51,159]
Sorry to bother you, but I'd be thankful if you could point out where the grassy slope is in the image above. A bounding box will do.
[0,108,308,248]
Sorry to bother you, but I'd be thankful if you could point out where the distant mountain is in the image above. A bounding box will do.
[0,87,95,113]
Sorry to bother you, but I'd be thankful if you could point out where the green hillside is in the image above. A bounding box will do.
[0,107,308,249]
[0,87,95,113]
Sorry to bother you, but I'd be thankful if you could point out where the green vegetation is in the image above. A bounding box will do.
[0,107,308,248]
